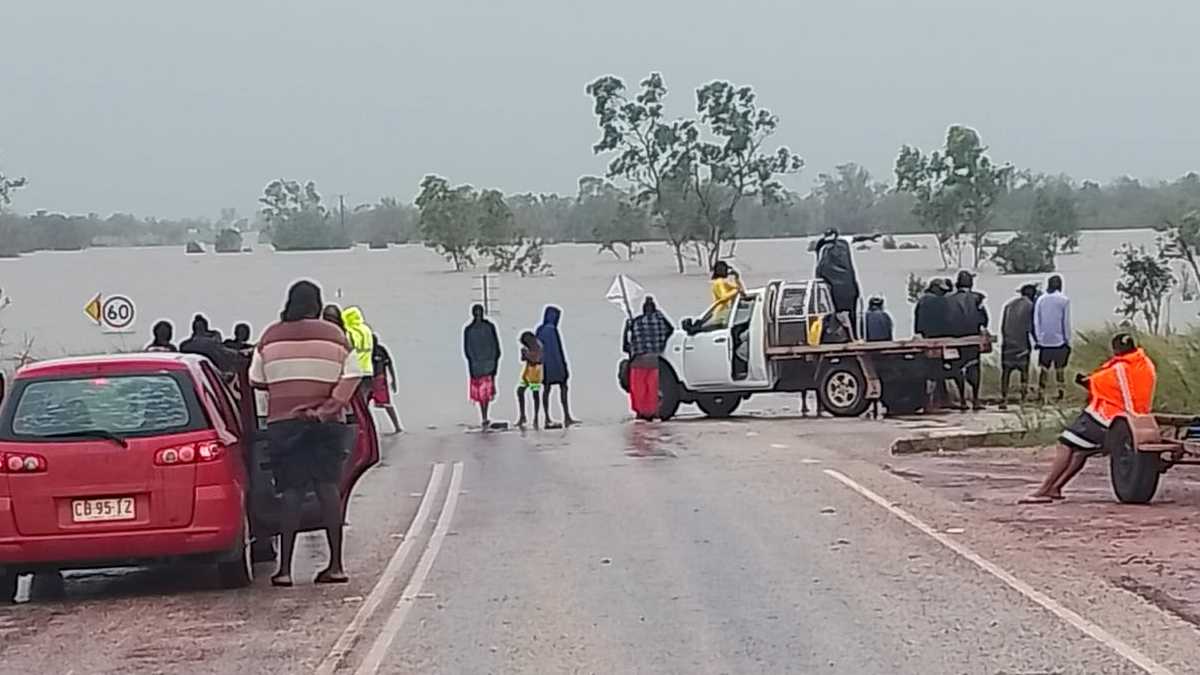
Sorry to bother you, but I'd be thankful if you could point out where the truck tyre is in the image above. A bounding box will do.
[818,363,871,418]
[658,363,682,421]
[1107,419,1162,504]
[217,516,254,589]
[696,394,741,419]
[880,379,924,416]
[0,570,18,604]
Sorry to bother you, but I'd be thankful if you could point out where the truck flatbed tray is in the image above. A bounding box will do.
[764,335,991,359]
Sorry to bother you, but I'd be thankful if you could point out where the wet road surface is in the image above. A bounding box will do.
[3,414,1199,674]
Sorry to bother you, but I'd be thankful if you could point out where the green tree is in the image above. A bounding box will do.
[679,80,803,268]
[1114,242,1175,334]
[813,163,880,234]
[587,72,696,272]
[214,228,243,253]
[258,179,348,251]
[416,175,478,271]
[1031,183,1080,254]
[894,126,1013,269]
[991,232,1055,274]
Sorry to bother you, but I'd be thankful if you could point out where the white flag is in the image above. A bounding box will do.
[605,275,646,319]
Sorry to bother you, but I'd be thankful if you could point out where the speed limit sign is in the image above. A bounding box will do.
[100,295,136,333]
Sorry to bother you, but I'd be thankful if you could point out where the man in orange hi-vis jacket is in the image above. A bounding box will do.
[1020,333,1156,504]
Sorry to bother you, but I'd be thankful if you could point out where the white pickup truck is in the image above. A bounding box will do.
[631,279,991,420]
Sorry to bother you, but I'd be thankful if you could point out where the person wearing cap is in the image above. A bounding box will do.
[948,271,988,411]
[999,284,1038,408]
[1020,333,1156,504]
[864,296,893,342]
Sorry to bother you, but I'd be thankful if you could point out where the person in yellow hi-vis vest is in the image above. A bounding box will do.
[341,306,375,398]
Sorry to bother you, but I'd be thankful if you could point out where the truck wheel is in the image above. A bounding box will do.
[818,364,871,418]
[696,394,741,419]
[1108,419,1162,504]
[658,364,682,421]
[0,570,18,604]
[250,535,277,564]
[880,380,924,416]
[217,517,254,589]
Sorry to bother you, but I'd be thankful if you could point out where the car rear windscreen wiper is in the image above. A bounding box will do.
[40,430,129,448]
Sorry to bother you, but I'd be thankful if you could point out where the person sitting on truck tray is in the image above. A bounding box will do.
[1020,332,1156,505]
[999,284,1038,409]
[949,271,989,411]
[864,296,893,342]
[710,261,744,327]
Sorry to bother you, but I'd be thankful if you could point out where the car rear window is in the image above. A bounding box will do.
[7,374,203,438]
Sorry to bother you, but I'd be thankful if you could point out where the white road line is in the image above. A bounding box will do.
[355,461,465,675]
[823,469,1174,675]
[315,462,447,675]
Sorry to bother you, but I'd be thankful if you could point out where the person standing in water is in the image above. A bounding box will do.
[146,320,177,352]
[463,304,501,430]
[341,307,375,399]
[516,331,544,429]
[250,280,362,587]
[369,333,403,434]
[536,306,576,428]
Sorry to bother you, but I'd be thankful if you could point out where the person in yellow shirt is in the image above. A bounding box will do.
[710,261,744,327]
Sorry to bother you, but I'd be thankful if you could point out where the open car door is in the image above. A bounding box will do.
[235,367,381,542]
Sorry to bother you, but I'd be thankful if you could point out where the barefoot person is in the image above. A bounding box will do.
[536,305,577,428]
[370,333,403,434]
[250,280,363,586]
[623,296,674,421]
[999,284,1038,409]
[516,331,544,429]
[463,304,501,429]
[1034,274,1072,401]
[1021,333,1156,504]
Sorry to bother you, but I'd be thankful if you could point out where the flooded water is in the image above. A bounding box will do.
[0,229,1179,427]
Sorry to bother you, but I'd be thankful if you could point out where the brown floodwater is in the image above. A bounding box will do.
[0,229,1176,427]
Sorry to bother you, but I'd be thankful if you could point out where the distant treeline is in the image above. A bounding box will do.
[2,168,1200,256]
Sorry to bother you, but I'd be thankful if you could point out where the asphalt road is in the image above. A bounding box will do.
[2,413,1198,674]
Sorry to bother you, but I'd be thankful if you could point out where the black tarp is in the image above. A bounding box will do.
[814,235,860,314]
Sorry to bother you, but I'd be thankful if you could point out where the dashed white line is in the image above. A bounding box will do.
[355,461,464,675]
[823,468,1174,675]
[315,462,447,675]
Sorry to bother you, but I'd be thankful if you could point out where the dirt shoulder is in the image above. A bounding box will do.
[885,443,1200,626]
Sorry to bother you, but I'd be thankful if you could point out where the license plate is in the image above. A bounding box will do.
[72,497,135,523]
[943,347,960,359]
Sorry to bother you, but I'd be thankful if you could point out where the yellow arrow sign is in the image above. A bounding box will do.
[84,293,101,324]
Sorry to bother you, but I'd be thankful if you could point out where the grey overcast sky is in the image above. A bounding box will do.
[3,0,1199,218]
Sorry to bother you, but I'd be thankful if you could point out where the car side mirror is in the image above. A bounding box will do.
[681,318,695,334]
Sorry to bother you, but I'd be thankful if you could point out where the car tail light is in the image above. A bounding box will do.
[1,452,47,473]
[155,442,224,466]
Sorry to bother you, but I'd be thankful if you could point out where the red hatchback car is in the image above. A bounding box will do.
[0,353,379,601]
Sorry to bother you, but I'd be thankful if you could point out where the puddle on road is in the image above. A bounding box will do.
[623,423,678,458]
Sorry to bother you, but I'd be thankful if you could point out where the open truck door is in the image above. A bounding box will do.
[234,368,380,559]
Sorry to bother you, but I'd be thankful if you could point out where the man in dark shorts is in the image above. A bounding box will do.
[250,280,364,586]
[1034,274,1072,401]
[1020,333,1156,504]
[999,284,1037,409]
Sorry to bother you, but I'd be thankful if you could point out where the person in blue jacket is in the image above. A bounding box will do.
[536,305,577,428]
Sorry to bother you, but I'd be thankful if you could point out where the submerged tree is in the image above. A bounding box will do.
[680,80,804,268]
[416,175,478,271]
[1114,242,1175,334]
[894,126,1013,269]
[259,179,348,251]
